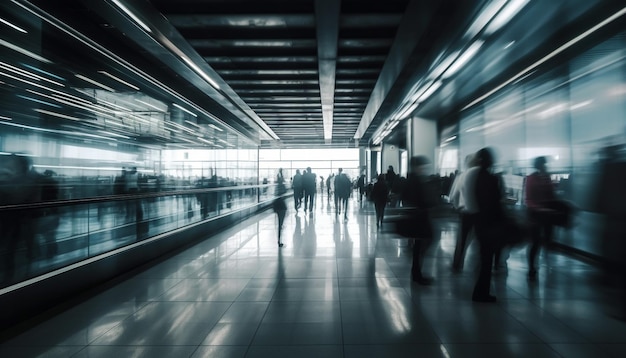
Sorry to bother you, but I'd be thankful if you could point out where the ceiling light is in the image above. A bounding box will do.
[75,74,115,92]
[181,56,220,90]
[484,0,530,35]
[17,95,62,108]
[0,115,12,121]
[0,38,51,63]
[172,103,197,117]
[98,70,140,90]
[185,120,201,128]
[418,81,443,102]
[443,41,484,79]
[209,124,223,132]
[465,1,507,38]
[110,0,151,33]
[135,98,165,112]
[0,17,27,33]
[0,61,64,86]
[21,63,65,81]
[35,108,82,121]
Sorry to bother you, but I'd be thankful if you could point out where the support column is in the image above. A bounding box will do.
[410,116,437,168]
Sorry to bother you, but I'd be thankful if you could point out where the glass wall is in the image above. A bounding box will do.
[0,1,266,287]
[440,32,626,256]
[259,148,360,184]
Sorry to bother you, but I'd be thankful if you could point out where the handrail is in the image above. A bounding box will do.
[0,184,283,212]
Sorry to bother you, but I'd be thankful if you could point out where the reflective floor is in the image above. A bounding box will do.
[1,195,625,357]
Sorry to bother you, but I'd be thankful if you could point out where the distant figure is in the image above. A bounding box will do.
[292,169,303,211]
[334,168,351,221]
[472,148,503,302]
[39,170,60,258]
[303,167,316,214]
[449,153,480,272]
[371,173,389,228]
[273,169,287,247]
[326,174,333,199]
[357,171,366,202]
[320,176,324,195]
[401,156,437,285]
[525,156,556,281]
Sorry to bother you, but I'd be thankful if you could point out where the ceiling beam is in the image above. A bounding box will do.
[314,0,340,141]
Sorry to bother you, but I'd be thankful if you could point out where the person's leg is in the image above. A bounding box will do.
[527,211,541,279]
[277,210,286,246]
[473,233,496,301]
[453,213,471,271]
[411,237,433,285]
[375,203,382,226]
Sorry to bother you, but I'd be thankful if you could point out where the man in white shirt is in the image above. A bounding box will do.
[449,154,480,272]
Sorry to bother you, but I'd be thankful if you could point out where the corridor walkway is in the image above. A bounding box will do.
[1,196,625,357]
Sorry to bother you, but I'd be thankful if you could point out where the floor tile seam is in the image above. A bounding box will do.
[244,287,280,357]
[496,298,587,349]
[68,345,89,358]
[334,253,346,358]
[522,297,598,344]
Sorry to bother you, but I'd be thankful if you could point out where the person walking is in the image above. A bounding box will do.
[525,156,556,281]
[334,168,351,221]
[402,156,437,285]
[292,169,303,211]
[371,173,389,228]
[303,167,316,215]
[273,169,287,247]
[449,153,480,272]
[472,148,503,302]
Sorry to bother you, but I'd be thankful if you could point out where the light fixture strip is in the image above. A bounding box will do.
[75,74,115,92]
[110,0,151,33]
[0,38,51,63]
[0,61,64,86]
[0,17,27,33]
[172,102,197,117]
[98,70,140,90]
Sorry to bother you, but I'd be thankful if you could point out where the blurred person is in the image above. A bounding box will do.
[525,156,556,281]
[326,174,333,200]
[334,168,351,221]
[303,167,316,214]
[371,173,389,228]
[273,169,287,247]
[357,171,366,203]
[472,148,503,302]
[1,155,41,284]
[595,144,626,320]
[39,170,60,258]
[386,166,398,207]
[319,176,324,196]
[401,156,437,285]
[292,169,303,211]
[449,153,480,272]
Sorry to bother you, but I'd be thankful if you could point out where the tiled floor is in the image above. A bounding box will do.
[1,195,625,357]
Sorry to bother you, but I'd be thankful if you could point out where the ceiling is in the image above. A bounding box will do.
[11,0,626,149]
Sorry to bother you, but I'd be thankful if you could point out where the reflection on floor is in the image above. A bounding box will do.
[1,195,625,357]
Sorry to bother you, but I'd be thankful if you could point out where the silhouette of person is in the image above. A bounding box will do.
[371,173,389,228]
[401,156,436,285]
[303,167,316,214]
[449,153,480,272]
[334,168,351,221]
[273,169,287,247]
[472,148,503,302]
[525,156,556,281]
[292,169,303,211]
